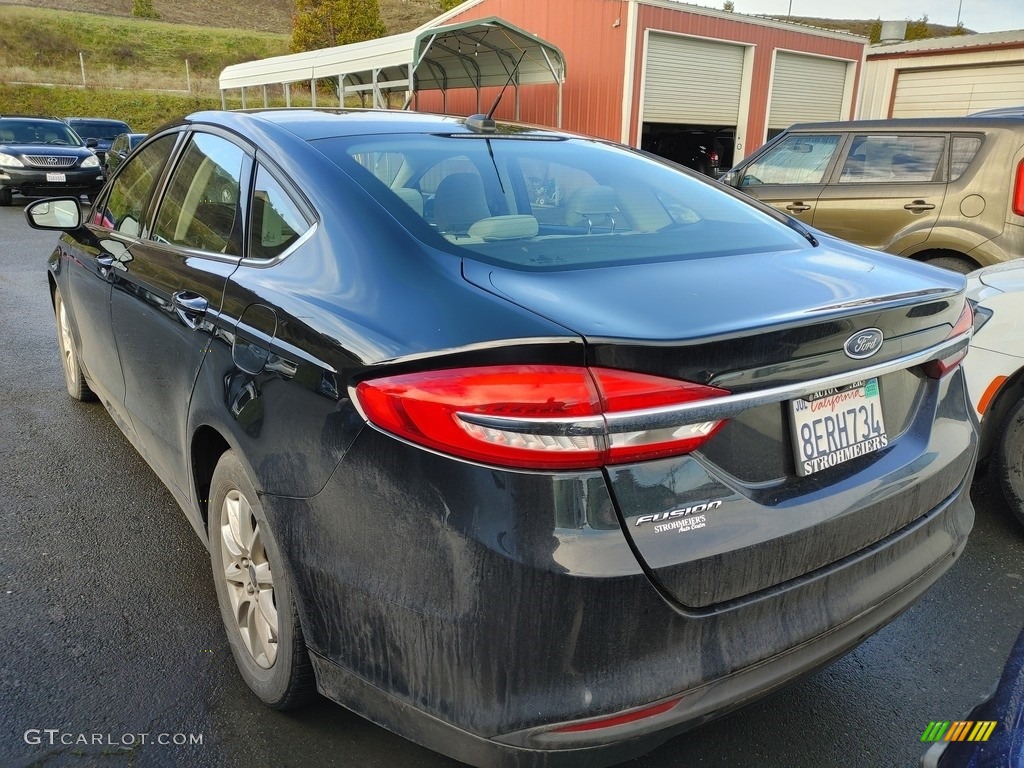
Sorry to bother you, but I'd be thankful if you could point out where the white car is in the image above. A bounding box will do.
[964,261,1024,525]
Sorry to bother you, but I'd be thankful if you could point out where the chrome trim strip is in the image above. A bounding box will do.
[378,336,583,366]
[445,333,969,434]
[456,412,605,437]
[605,333,970,431]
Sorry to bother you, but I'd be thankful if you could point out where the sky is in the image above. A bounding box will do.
[726,0,1024,33]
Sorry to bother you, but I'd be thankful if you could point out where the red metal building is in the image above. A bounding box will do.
[415,0,866,164]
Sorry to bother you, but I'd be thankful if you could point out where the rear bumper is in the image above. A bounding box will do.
[307,479,970,768]
[265,400,975,767]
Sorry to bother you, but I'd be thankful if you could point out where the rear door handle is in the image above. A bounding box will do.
[904,200,936,213]
[785,203,811,213]
[172,291,209,330]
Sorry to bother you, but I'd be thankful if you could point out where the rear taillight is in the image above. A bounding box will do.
[1014,159,1024,216]
[354,365,729,470]
[708,150,720,167]
[923,302,973,378]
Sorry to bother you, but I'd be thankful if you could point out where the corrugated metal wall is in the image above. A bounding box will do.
[861,45,1024,119]
[631,4,864,157]
[414,0,629,139]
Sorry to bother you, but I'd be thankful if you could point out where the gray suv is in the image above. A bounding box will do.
[721,117,1024,272]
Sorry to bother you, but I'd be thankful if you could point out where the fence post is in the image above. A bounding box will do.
[186,59,191,93]
[80,52,86,86]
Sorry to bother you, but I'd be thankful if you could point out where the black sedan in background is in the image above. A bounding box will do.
[0,115,104,205]
[102,131,147,177]
[28,108,977,768]
[64,117,132,167]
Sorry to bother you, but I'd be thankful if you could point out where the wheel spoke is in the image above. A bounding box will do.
[256,586,278,633]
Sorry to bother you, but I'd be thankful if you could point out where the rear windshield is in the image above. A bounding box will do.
[68,120,131,140]
[313,132,810,270]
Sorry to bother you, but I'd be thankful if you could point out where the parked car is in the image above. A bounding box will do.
[962,261,1024,526]
[642,130,721,176]
[0,115,104,206]
[27,108,978,768]
[103,132,147,176]
[720,117,1024,273]
[921,622,1024,767]
[64,117,132,167]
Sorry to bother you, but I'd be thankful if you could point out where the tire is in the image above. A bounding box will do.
[926,255,977,274]
[996,397,1024,530]
[0,187,12,206]
[208,450,316,709]
[54,288,94,401]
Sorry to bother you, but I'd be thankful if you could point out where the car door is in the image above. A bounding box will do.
[732,132,843,223]
[109,129,251,496]
[812,132,947,252]
[62,133,178,424]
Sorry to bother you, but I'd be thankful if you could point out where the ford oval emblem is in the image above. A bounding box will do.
[844,328,884,360]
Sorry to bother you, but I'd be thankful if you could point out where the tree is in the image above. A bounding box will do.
[868,18,882,43]
[905,14,931,40]
[291,0,388,53]
[723,1,735,11]
[438,0,463,11]
[131,0,159,19]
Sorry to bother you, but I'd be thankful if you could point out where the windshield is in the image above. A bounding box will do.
[0,119,83,147]
[68,120,131,140]
[314,132,810,271]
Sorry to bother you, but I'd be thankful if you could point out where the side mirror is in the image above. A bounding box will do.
[24,198,83,231]
[718,170,738,187]
[85,138,99,148]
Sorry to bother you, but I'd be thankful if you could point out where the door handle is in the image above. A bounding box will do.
[904,200,936,213]
[785,203,811,213]
[172,291,209,330]
[95,255,115,268]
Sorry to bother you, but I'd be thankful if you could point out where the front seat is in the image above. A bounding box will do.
[433,173,490,235]
[564,185,619,232]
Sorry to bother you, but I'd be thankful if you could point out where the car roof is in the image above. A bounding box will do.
[0,115,65,123]
[784,116,1024,131]
[183,108,574,142]
[64,117,131,124]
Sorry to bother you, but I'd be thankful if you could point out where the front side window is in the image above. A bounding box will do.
[838,134,946,184]
[152,133,247,255]
[93,134,177,236]
[740,134,841,186]
[313,132,811,271]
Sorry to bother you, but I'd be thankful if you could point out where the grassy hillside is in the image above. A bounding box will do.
[0,0,442,35]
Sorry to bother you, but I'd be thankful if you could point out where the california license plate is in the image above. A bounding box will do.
[791,378,887,477]
[46,172,66,182]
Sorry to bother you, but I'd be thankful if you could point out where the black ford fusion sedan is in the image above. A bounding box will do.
[28,108,978,768]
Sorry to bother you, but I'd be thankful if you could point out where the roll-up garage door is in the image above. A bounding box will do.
[891,64,1024,118]
[768,52,849,130]
[642,33,744,124]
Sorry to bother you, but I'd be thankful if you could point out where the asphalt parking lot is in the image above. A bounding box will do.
[1,202,1022,768]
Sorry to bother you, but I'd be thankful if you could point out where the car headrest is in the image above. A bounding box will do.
[467,215,539,241]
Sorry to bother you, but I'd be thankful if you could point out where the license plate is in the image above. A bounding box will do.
[791,378,887,477]
[46,172,66,182]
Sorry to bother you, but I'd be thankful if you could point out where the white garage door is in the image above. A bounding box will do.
[768,52,849,130]
[642,33,745,124]
[892,63,1024,117]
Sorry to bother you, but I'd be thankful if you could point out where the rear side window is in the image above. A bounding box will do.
[739,134,841,186]
[950,135,983,180]
[248,165,311,260]
[93,134,176,236]
[839,134,946,184]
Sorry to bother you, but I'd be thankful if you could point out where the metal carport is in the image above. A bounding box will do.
[218,17,566,126]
